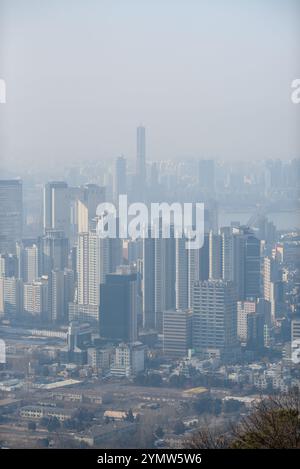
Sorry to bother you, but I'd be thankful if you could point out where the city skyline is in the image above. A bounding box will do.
[0,0,299,171]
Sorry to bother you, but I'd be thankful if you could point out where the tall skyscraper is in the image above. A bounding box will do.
[220,226,261,301]
[175,237,189,310]
[49,269,65,323]
[76,232,110,308]
[142,234,155,330]
[154,234,176,330]
[100,272,138,342]
[244,228,261,299]
[193,279,237,357]
[209,231,222,279]
[0,179,23,254]
[39,230,69,276]
[43,181,70,236]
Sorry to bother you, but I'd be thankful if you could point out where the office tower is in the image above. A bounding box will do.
[142,235,155,329]
[16,243,39,283]
[0,179,22,254]
[198,160,215,193]
[39,230,69,276]
[0,253,18,278]
[244,228,261,299]
[49,270,65,323]
[221,227,233,281]
[43,181,70,236]
[23,278,48,320]
[175,237,189,310]
[114,156,127,202]
[100,272,138,342]
[209,231,222,279]
[187,247,200,308]
[0,277,23,317]
[154,235,176,330]
[199,232,210,281]
[193,280,237,356]
[136,125,146,199]
[163,309,192,358]
[64,268,75,315]
[221,226,261,301]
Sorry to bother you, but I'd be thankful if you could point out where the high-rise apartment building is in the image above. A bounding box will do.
[0,277,23,317]
[193,279,237,356]
[23,278,48,320]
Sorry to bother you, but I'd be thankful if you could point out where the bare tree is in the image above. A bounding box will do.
[232,389,300,449]
[186,389,300,449]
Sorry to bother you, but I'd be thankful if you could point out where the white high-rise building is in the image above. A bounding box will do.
[23,278,48,319]
[76,231,110,310]
[17,243,39,283]
[0,277,23,317]
[237,300,257,342]
[43,182,70,236]
[193,279,237,355]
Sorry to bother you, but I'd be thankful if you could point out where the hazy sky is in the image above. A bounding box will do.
[0,0,299,170]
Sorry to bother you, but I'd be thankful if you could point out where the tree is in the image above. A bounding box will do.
[173,420,186,435]
[47,417,61,433]
[232,390,300,448]
[187,390,300,449]
[36,438,49,448]
[39,417,50,428]
[169,374,187,388]
[125,409,135,422]
[155,426,164,439]
[28,421,37,431]
[223,399,244,414]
